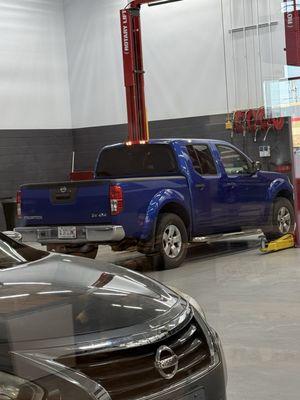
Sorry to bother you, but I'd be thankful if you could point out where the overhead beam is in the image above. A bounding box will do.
[130,0,182,8]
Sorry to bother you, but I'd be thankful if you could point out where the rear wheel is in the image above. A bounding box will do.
[263,197,295,241]
[154,213,188,270]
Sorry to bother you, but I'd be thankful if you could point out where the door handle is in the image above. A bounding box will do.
[195,183,206,190]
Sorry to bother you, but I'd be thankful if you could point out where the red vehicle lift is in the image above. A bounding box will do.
[120,0,182,143]
[282,0,300,68]
[282,0,300,245]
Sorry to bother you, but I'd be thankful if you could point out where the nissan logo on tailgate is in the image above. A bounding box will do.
[59,186,67,194]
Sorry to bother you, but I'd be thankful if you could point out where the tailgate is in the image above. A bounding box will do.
[21,180,112,226]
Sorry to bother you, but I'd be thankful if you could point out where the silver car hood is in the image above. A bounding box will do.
[0,253,191,356]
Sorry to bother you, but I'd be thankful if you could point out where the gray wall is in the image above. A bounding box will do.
[0,0,72,202]
[62,0,226,128]
[223,0,286,111]
[63,0,286,129]
[0,0,71,130]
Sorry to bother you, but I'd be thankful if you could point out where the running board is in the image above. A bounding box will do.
[192,229,262,244]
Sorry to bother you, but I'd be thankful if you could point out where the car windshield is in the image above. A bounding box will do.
[0,233,48,269]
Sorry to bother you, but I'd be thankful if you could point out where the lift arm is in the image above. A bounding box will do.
[120,0,182,143]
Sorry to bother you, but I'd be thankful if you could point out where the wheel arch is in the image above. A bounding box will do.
[158,202,190,231]
[267,178,294,205]
[275,189,294,205]
[138,190,192,252]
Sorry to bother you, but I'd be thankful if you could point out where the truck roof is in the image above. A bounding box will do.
[148,138,229,145]
[104,138,230,148]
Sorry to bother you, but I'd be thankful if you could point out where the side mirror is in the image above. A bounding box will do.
[255,161,262,171]
[3,231,22,242]
[249,161,261,175]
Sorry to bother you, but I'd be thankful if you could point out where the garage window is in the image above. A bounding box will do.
[187,144,217,175]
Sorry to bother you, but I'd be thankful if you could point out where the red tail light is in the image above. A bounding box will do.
[16,190,22,219]
[110,185,123,215]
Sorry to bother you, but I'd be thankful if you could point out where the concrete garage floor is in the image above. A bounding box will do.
[100,237,300,400]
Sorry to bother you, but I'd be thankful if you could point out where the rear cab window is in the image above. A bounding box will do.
[186,144,217,175]
[96,144,179,178]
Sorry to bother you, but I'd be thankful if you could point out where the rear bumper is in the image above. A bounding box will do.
[14,225,125,244]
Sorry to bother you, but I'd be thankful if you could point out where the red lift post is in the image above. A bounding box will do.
[120,0,182,143]
[283,0,300,68]
[282,0,300,244]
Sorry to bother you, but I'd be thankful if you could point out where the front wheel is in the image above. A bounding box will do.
[263,197,295,241]
[154,213,188,270]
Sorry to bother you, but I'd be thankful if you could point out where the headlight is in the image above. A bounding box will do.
[0,372,44,400]
[169,287,227,381]
[168,286,207,320]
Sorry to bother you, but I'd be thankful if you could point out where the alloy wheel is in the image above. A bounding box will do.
[162,224,182,259]
[277,206,291,234]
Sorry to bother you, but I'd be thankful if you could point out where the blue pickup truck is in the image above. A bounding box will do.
[16,139,294,268]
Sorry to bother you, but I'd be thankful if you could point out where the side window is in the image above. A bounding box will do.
[217,145,252,175]
[187,145,217,175]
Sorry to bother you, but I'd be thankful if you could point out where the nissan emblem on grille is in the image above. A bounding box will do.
[155,345,179,380]
[59,186,67,194]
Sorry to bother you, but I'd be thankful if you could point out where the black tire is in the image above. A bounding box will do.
[154,213,188,270]
[263,197,295,241]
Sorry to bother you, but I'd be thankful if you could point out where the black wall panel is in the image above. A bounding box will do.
[72,124,127,171]
[0,129,73,200]
[73,114,292,174]
[0,114,292,201]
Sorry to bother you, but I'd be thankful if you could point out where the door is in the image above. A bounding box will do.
[216,144,268,229]
[186,144,228,236]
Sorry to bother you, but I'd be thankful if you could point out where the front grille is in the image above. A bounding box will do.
[57,318,211,400]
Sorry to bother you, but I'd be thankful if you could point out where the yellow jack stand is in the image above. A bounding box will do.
[260,234,295,253]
